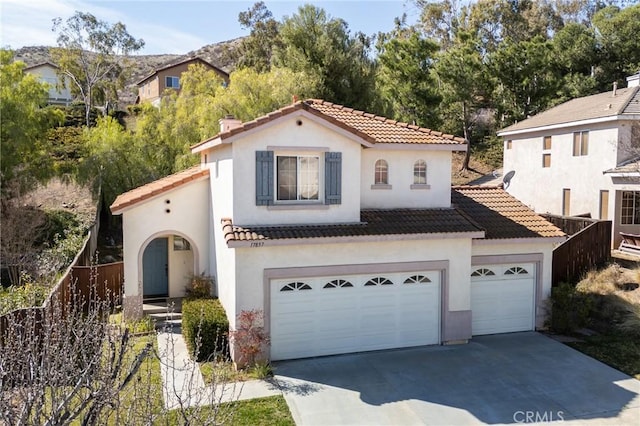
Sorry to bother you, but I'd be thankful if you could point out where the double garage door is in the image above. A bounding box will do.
[270,271,440,361]
[471,263,536,336]
[270,263,536,360]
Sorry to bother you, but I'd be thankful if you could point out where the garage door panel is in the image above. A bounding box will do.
[271,270,440,360]
[471,263,535,336]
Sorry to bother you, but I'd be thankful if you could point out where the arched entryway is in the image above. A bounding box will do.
[141,234,196,300]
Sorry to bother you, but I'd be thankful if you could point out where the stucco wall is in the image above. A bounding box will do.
[25,65,72,103]
[230,237,473,330]
[121,178,210,299]
[503,122,620,216]
[206,146,236,320]
[230,114,362,225]
[360,149,452,208]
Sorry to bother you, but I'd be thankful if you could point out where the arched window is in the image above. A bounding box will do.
[280,282,312,291]
[413,160,427,184]
[374,160,388,185]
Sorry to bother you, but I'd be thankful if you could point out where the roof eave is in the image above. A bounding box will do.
[498,115,621,136]
[227,230,486,248]
[473,236,567,245]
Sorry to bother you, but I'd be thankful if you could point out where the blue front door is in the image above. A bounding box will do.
[143,238,168,298]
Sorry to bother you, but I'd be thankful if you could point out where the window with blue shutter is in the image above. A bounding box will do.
[325,152,342,205]
[255,151,274,205]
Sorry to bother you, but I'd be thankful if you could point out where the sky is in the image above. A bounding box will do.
[0,0,420,55]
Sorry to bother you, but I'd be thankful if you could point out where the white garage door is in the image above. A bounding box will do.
[270,271,440,360]
[471,264,535,336]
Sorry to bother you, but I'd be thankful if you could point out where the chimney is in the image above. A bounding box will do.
[219,114,242,133]
[627,72,640,88]
[612,81,618,96]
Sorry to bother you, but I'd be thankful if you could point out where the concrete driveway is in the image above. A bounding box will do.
[273,333,640,425]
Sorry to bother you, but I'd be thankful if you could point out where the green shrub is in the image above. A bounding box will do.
[0,283,50,315]
[181,298,229,362]
[548,282,592,334]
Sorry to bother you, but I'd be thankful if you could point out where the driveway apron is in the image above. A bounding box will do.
[273,332,640,425]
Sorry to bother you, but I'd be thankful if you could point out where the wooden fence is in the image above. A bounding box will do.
[542,214,612,286]
[1,208,124,337]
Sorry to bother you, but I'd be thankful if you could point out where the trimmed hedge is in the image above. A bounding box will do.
[181,298,229,361]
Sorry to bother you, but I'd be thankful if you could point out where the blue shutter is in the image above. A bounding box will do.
[255,151,274,205]
[325,152,342,205]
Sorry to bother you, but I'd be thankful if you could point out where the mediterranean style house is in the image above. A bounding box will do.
[111,99,564,362]
[23,62,73,105]
[136,57,229,106]
[500,72,640,248]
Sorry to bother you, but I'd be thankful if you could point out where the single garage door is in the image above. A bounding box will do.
[270,271,440,360]
[471,264,535,336]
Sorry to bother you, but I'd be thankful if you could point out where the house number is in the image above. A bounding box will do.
[250,242,264,247]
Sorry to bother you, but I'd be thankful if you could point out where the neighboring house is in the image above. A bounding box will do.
[136,57,229,106]
[23,62,73,105]
[111,99,564,363]
[499,72,640,248]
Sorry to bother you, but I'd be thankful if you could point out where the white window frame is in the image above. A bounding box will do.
[275,153,323,203]
[621,191,640,225]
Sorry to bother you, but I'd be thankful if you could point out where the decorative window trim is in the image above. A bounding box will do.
[471,268,496,277]
[371,184,393,190]
[280,282,312,291]
[404,275,432,284]
[323,279,353,289]
[364,277,393,286]
[410,184,431,190]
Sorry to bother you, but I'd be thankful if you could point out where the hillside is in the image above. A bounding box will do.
[14,37,243,105]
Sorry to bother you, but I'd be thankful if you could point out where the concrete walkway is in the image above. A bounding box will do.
[156,329,281,410]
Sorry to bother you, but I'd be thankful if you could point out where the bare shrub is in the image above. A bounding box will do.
[229,309,270,369]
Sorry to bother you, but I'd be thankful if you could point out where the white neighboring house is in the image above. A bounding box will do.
[500,73,640,248]
[23,62,73,105]
[111,99,564,363]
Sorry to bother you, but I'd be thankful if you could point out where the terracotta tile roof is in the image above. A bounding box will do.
[110,166,209,213]
[192,99,467,151]
[452,186,565,239]
[499,86,640,134]
[603,156,640,175]
[222,208,483,244]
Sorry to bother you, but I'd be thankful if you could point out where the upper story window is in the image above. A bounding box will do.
[543,136,552,150]
[621,191,640,225]
[374,159,388,185]
[277,155,319,201]
[542,153,551,168]
[413,160,427,184]
[506,140,512,150]
[255,150,342,206]
[165,76,180,89]
[573,131,589,156]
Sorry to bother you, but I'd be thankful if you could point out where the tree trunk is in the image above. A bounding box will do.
[461,102,471,171]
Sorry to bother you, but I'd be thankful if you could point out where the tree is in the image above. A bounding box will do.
[274,4,377,110]
[0,49,63,194]
[51,11,144,126]
[231,1,282,72]
[490,36,560,126]
[435,31,493,170]
[376,21,441,127]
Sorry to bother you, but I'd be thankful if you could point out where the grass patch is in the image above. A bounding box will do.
[569,334,640,380]
[200,361,272,385]
[228,396,294,426]
[109,312,156,334]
